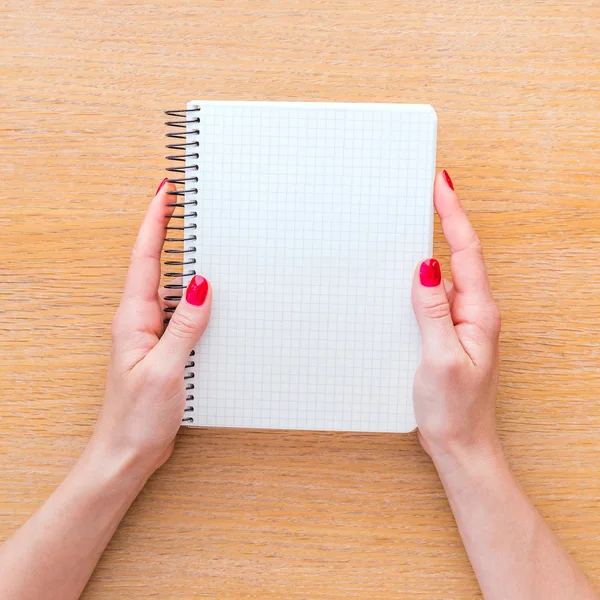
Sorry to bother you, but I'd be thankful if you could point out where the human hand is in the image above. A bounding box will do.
[412,171,502,469]
[92,179,212,478]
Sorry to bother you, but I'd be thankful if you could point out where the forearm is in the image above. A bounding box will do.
[0,437,149,600]
[434,442,597,600]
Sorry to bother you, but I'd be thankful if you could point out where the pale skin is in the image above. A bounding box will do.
[0,174,596,599]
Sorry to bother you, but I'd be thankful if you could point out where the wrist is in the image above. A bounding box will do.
[429,435,507,481]
[88,411,175,482]
[79,435,154,493]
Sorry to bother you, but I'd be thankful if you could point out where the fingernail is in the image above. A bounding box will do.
[442,170,454,191]
[155,177,169,195]
[186,275,209,306]
[420,259,442,287]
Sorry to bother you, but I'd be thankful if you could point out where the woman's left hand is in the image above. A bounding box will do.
[0,179,213,600]
[94,178,212,477]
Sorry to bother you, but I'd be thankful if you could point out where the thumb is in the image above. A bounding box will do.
[412,259,459,355]
[152,275,212,371]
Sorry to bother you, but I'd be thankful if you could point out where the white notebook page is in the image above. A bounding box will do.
[184,101,436,432]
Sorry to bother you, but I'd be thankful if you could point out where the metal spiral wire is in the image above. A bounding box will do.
[164,107,201,424]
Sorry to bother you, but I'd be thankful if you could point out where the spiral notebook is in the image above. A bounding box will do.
[164,101,437,433]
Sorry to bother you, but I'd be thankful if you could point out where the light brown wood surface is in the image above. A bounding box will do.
[1,1,600,598]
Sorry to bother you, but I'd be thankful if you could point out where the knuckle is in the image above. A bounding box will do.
[454,232,482,257]
[152,363,180,388]
[167,310,197,341]
[138,363,171,391]
[129,243,156,266]
[130,243,141,264]
[421,352,465,378]
[436,353,465,375]
[466,233,483,253]
[471,234,483,252]
[163,369,184,391]
[111,302,136,340]
[422,296,451,321]
[473,302,501,338]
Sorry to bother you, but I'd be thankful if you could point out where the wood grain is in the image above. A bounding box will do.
[1,1,599,598]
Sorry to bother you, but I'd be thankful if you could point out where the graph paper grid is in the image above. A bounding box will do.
[183,101,436,433]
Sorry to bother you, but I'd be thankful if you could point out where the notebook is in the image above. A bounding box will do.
[163,101,437,433]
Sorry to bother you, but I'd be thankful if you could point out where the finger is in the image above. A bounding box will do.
[150,275,212,372]
[123,178,176,303]
[444,278,456,313]
[412,259,460,355]
[434,171,493,299]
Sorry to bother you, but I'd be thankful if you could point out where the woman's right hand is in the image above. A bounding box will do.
[411,172,598,600]
[412,170,502,469]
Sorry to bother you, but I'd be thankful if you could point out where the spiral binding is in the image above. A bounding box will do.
[164,107,201,424]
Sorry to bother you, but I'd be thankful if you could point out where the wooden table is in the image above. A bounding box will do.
[1,1,599,598]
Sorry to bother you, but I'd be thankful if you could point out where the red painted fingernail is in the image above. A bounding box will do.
[155,177,168,195]
[442,170,454,190]
[186,275,209,306]
[420,259,442,287]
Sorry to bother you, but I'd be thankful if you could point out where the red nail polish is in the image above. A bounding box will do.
[420,259,442,287]
[155,177,169,195]
[186,275,209,306]
[442,170,454,191]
